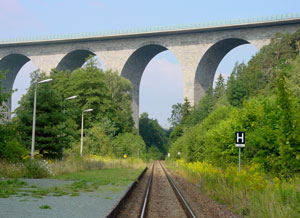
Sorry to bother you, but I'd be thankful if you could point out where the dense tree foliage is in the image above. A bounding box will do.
[113,133,146,158]
[139,112,169,159]
[169,28,300,177]
[0,71,25,160]
[12,59,139,158]
[0,123,26,161]
[14,71,67,156]
[0,71,13,121]
[50,59,134,136]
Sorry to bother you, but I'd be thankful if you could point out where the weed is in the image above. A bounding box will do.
[39,205,51,209]
[70,192,80,197]
[166,160,300,218]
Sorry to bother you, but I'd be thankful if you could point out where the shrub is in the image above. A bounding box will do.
[0,124,26,161]
[23,160,50,178]
[113,133,146,158]
[2,139,26,161]
[84,124,113,156]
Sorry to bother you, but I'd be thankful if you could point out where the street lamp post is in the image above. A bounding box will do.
[80,108,93,157]
[61,95,77,160]
[31,78,53,160]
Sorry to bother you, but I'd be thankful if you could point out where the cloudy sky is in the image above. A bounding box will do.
[1,0,300,126]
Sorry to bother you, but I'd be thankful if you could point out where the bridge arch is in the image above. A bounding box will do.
[121,43,183,127]
[0,53,31,110]
[56,49,97,72]
[194,38,250,104]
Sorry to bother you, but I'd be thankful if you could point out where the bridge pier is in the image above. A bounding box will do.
[0,15,299,128]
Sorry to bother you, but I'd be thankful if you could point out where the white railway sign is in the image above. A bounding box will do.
[235,131,245,147]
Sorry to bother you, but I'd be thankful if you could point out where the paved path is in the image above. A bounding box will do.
[0,179,131,218]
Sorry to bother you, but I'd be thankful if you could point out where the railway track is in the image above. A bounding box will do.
[111,161,240,218]
[108,161,196,218]
[139,161,196,218]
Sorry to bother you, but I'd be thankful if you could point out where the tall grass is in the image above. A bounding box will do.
[50,155,146,176]
[166,160,300,218]
[0,155,146,179]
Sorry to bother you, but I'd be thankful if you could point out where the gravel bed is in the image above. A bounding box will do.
[118,162,243,218]
[146,161,187,218]
[0,178,132,218]
[165,165,243,218]
[117,166,151,218]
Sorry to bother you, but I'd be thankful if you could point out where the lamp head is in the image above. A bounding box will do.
[38,78,53,84]
[83,108,93,113]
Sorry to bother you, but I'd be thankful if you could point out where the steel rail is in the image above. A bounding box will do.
[139,162,154,218]
[159,161,197,218]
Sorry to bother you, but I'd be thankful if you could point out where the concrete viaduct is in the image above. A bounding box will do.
[1,15,300,126]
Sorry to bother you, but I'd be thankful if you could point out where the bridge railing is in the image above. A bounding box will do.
[0,12,300,44]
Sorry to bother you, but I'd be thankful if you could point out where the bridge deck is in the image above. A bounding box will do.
[0,13,300,46]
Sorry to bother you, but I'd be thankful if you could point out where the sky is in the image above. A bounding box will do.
[1,0,300,127]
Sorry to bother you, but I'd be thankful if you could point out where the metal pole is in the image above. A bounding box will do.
[61,99,66,160]
[239,147,241,173]
[30,78,52,160]
[61,96,77,160]
[30,82,37,160]
[80,112,84,157]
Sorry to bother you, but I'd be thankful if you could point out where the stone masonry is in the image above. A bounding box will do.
[1,18,300,127]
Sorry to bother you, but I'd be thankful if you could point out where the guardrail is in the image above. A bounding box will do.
[0,12,300,44]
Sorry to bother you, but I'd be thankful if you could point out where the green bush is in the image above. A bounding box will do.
[23,160,50,178]
[147,145,164,160]
[0,124,26,161]
[84,124,113,156]
[113,133,146,158]
[2,139,26,161]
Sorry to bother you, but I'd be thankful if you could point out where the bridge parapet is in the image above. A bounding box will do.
[0,13,300,45]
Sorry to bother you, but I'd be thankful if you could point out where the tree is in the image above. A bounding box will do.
[185,86,214,126]
[84,124,113,156]
[113,133,146,158]
[214,74,225,103]
[169,124,184,144]
[226,62,247,107]
[15,71,66,157]
[181,97,192,123]
[0,123,26,161]
[168,103,182,127]
[287,55,300,102]
[103,70,134,133]
[0,71,13,122]
[276,72,300,176]
[50,61,134,137]
[139,112,168,157]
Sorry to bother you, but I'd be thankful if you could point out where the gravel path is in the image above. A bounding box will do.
[0,178,132,218]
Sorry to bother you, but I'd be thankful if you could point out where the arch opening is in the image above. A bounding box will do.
[56,49,97,72]
[121,44,183,128]
[12,61,37,114]
[213,44,258,88]
[194,38,254,104]
[0,54,31,113]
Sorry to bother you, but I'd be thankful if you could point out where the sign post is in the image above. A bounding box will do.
[235,132,245,172]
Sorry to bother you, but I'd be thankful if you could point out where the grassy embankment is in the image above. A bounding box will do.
[0,155,146,199]
[166,160,300,218]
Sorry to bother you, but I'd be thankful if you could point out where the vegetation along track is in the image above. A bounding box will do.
[140,161,196,218]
